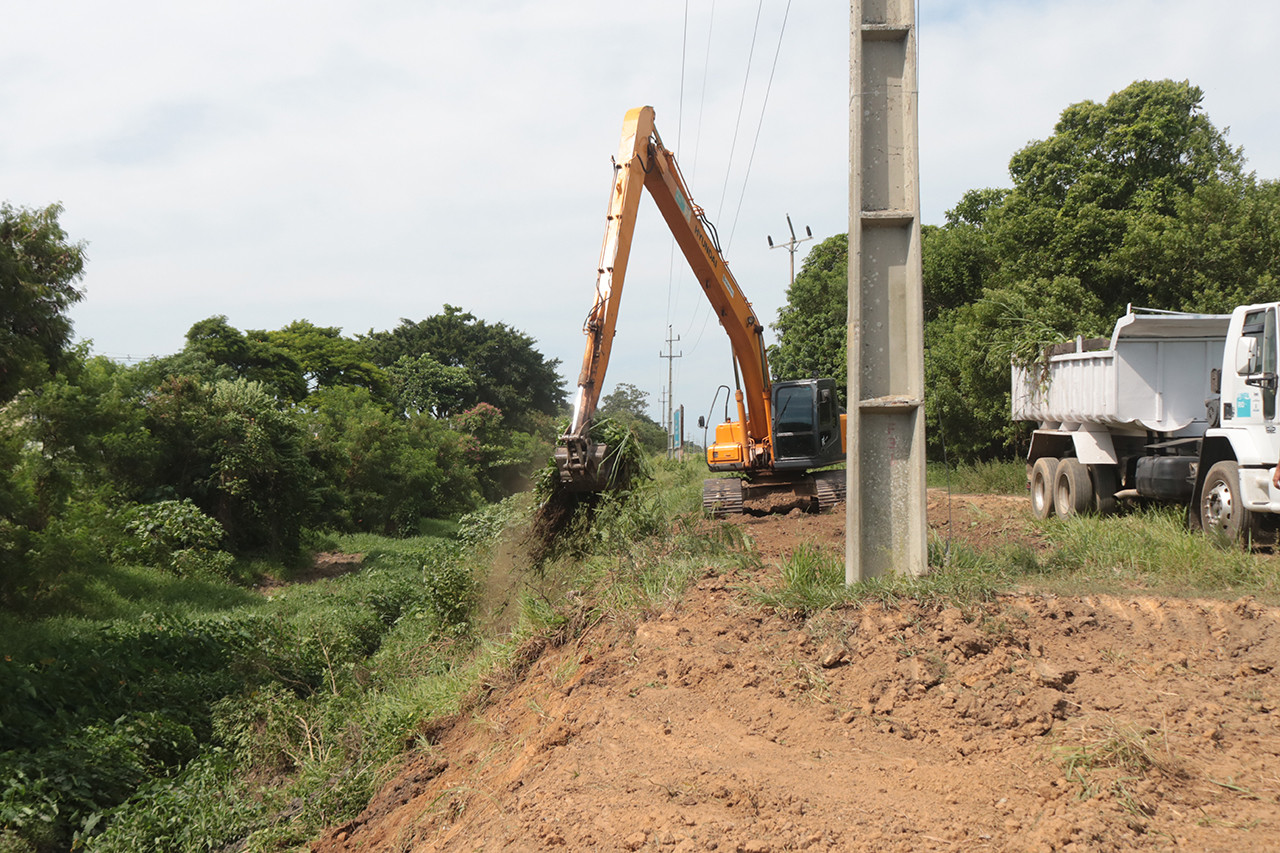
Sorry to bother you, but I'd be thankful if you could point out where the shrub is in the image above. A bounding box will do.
[117,499,228,573]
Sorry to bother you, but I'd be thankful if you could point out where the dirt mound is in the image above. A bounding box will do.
[312,492,1280,852]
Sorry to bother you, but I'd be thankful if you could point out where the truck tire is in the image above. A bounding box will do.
[1200,460,1255,547]
[1054,458,1093,519]
[1030,457,1057,520]
[1089,464,1119,515]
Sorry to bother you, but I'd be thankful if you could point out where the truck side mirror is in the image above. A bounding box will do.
[1236,336,1261,375]
[697,415,705,429]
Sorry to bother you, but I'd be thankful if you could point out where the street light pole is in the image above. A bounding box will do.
[767,214,813,286]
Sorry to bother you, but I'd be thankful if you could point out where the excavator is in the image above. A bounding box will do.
[553,106,846,516]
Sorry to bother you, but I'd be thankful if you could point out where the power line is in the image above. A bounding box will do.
[726,0,791,250]
[717,0,765,223]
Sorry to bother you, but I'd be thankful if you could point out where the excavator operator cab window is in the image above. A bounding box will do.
[817,387,837,448]
[773,383,818,461]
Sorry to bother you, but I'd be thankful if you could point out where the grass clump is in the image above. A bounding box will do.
[927,459,1027,495]
[1052,716,1179,822]
[752,536,1020,617]
[1036,505,1280,599]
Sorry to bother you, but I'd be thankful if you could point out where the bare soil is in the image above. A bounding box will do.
[312,491,1280,852]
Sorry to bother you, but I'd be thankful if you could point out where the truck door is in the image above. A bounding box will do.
[1233,308,1276,426]
[1254,307,1280,506]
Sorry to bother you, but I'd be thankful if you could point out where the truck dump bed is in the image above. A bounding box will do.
[1011,310,1231,435]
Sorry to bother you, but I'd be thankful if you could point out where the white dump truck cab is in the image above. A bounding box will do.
[1193,303,1280,540]
[1014,303,1280,545]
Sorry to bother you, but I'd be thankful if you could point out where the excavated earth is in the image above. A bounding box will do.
[313,491,1280,852]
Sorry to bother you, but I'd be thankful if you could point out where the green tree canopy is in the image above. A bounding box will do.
[260,319,388,398]
[0,202,87,400]
[936,78,1280,457]
[362,305,566,428]
[769,234,848,400]
[176,315,309,401]
[770,79,1280,460]
[385,353,477,418]
[599,382,667,454]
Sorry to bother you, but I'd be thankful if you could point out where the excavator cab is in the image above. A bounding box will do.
[704,378,845,473]
[770,378,844,470]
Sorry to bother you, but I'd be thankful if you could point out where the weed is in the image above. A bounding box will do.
[927,459,1027,495]
[1051,714,1179,825]
[1055,717,1171,779]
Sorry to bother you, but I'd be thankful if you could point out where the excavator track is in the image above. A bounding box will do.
[702,478,744,517]
[812,470,847,511]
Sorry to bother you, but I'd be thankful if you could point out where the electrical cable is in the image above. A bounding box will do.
[690,0,715,187]
[666,0,690,335]
[716,0,764,224]
[726,0,790,250]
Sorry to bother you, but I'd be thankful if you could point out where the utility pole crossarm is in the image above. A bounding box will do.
[768,214,814,287]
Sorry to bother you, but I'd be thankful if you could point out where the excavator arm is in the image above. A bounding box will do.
[556,105,773,489]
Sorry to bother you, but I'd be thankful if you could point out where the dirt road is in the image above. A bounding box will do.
[313,492,1280,852]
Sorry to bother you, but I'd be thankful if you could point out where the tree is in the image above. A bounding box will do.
[385,353,477,418]
[0,202,87,401]
[922,188,1006,319]
[770,80,1280,460]
[362,305,566,429]
[144,377,315,555]
[178,316,308,401]
[303,386,479,533]
[598,382,667,454]
[988,79,1250,323]
[260,320,388,398]
[769,234,849,400]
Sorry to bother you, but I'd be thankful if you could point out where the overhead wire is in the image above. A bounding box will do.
[677,2,719,364]
[716,0,764,225]
[725,0,791,250]
[687,0,792,357]
[664,1,690,339]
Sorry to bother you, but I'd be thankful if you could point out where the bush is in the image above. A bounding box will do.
[117,499,228,573]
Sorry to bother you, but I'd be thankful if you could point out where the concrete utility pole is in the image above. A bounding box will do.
[660,325,682,458]
[847,0,928,581]
[767,214,814,286]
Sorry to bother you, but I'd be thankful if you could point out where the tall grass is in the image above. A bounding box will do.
[927,459,1026,494]
[1036,506,1280,598]
[752,534,1026,616]
[752,499,1280,619]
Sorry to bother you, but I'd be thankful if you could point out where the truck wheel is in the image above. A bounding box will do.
[1054,458,1093,519]
[1089,465,1119,515]
[1200,460,1254,546]
[1030,457,1058,520]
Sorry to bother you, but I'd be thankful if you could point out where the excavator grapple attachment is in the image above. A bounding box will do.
[553,436,614,492]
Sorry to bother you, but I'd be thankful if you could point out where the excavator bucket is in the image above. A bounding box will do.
[553,435,616,492]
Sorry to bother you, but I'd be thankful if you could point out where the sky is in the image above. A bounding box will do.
[4,1,1279,432]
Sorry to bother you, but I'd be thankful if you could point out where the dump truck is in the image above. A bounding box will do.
[1014,304,1280,544]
